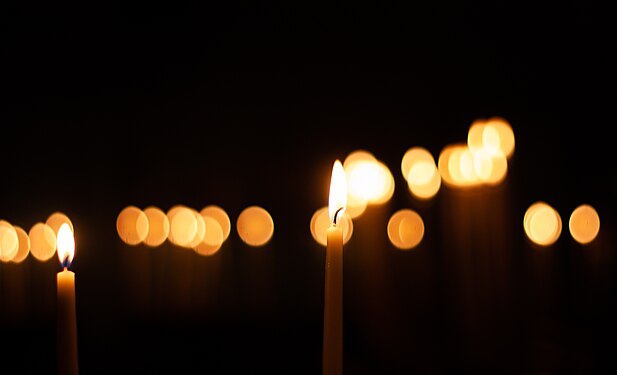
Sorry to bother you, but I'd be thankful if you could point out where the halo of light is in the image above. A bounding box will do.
[194,217,224,256]
[200,205,231,242]
[343,149,376,169]
[569,204,600,245]
[437,144,458,187]
[11,225,31,263]
[310,206,353,246]
[346,159,394,204]
[236,206,274,247]
[408,164,441,200]
[143,206,170,247]
[472,148,494,181]
[401,146,435,182]
[524,202,562,247]
[370,161,395,205]
[187,209,206,248]
[387,209,424,250]
[45,212,74,236]
[117,206,149,246]
[408,160,436,186]
[484,152,508,185]
[0,220,19,262]
[29,222,57,261]
[439,143,479,188]
[485,116,515,159]
[167,205,198,248]
[467,119,487,154]
[458,148,479,184]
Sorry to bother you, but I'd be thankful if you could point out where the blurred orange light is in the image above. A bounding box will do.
[236,206,274,247]
[524,201,562,247]
[117,206,149,246]
[569,204,600,245]
[29,222,57,261]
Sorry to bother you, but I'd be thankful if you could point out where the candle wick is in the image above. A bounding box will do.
[333,207,344,226]
[61,256,70,270]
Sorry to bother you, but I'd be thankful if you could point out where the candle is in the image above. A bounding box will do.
[57,223,79,375]
[323,159,347,375]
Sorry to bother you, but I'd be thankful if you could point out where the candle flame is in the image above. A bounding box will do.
[57,223,75,268]
[328,160,347,225]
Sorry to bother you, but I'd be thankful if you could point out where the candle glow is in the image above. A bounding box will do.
[57,223,75,268]
[329,160,347,224]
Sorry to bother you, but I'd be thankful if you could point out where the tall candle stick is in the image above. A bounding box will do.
[57,223,78,375]
[323,160,347,375]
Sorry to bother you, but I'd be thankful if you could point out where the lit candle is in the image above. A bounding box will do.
[323,159,347,375]
[57,223,79,375]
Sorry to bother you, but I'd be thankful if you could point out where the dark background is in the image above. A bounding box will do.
[2,1,616,374]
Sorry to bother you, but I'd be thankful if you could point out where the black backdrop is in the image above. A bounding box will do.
[2,2,616,374]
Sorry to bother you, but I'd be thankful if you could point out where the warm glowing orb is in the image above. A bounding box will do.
[143,206,170,247]
[29,222,57,261]
[569,204,600,245]
[387,209,424,250]
[167,205,198,248]
[236,206,274,247]
[200,205,231,242]
[0,220,19,262]
[11,225,31,263]
[401,146,435,182]
[485,116,515,159]
[346,159,393,205]
[117,206,149,246]
[45,212,74,236]
[194,216,225,256]
[524,202,562,247]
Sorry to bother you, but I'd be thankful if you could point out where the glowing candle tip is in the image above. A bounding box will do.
[328,160,347,225]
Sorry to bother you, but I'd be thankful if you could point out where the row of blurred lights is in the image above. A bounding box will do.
[0,212,74,264]
[116,205,275,255]
[324,116,516,222]
[0,117,601,262]
[0,201,601,265]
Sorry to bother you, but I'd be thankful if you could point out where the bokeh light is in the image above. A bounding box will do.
[401,147,434,181]
[46,212,74,236]
[524,201,562,247]
[117,206,149,246]
[143,206,170,247]
[484,116,515,159]
[0,220,19,262]
[310,206,354,246]
[187,209,206,248]
[439,141,508,188]
[569,204,600,245]
[345,158,394,205]
[236,206,274,247]
[193,216,225,256]
[200,205,231,242]
[167,205,198,248]
[387,209,425,250]
[468,117,515,159]
[11,225,31,263]
[29,222,57,261]
[405,149,441,200]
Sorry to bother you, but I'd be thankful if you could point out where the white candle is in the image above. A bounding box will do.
[57,223,78,375]
[323,160,347,375]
